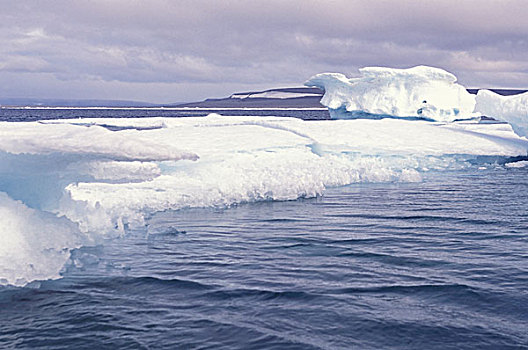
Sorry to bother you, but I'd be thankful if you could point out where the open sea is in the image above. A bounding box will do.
[0,108,527,349]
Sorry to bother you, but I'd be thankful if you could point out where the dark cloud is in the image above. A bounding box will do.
[0,0,527,102]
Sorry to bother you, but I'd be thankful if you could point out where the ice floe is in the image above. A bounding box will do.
[1,76,528,286]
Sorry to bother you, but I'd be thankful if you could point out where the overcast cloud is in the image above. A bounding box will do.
[1,0,527,103]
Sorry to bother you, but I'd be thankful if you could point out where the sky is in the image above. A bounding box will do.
[1,0,527,103]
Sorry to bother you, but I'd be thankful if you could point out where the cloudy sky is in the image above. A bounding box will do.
[1,0,527,103]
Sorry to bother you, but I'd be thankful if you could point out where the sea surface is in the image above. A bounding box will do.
[0,109,527,349]
[0,107,330,122]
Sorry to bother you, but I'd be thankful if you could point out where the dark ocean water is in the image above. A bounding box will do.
[0,109,527,349]
[0,108,330,122]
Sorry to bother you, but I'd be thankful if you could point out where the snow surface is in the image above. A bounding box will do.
[1,114,528,286]
[0,120,197,161]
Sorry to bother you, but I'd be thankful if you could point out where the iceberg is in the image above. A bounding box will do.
[305,66,478,122]
[306,65,528,138]
[476,89,528,137]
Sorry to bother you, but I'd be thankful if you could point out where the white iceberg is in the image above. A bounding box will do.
[476,89,528,137]
[306,66,478,122]
[306,65,528,138]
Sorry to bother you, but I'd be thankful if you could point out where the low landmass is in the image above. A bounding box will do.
[174,87,527,109]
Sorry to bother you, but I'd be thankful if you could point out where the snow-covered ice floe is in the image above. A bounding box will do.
[306,65,528,137]
[1,113,528,286]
